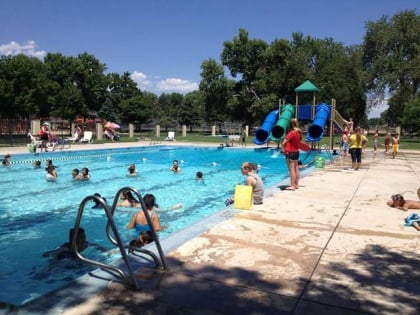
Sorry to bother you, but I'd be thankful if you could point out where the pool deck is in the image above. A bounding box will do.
[2,141,420,315]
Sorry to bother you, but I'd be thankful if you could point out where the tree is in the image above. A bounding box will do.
[157,93,185,130]
[0,55,48,119]
[102,72,141,122]
[180,91,205,131]
[74,53,108,113]
[44,53,86,120]
[221,28,268,84]
[363,10,420,122]
[220,29,269,124]
[119,91,157,124]
[199,59,232,124]
[402,97,420,132]
[311,39,367,124]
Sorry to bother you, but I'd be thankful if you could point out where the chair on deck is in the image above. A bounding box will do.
[66,132,80,143]
[80,131,93,143]
[164,131,176,141]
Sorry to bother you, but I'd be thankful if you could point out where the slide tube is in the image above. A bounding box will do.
[254,109,279,145]
[270,104,295,141]
[306,103,331,142]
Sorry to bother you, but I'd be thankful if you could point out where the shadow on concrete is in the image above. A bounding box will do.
[294,244,420,315]
[11,245,419,314]
[10,255,297,315]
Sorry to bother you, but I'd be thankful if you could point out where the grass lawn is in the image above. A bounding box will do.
[2,131,420,151]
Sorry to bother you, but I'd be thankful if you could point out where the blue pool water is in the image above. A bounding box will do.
[0,145,316,305]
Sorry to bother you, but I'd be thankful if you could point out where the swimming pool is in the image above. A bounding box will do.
[0,145,316,306]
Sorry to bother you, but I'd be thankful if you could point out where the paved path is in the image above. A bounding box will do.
[3,144,419,315]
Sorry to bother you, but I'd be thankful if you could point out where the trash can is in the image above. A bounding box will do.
[314,156,325,168]
[27,143,36,153]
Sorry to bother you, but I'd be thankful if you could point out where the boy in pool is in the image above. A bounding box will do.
[72,168,80,179]
[92,193,107,209]
[128,230,154,253]
[2,153,11,166]
[43,228,88,260]
[127,164,138,176]
[196,171,204,182]
[32,160,41,168]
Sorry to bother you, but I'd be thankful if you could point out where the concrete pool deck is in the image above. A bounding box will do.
[1,142,419,315]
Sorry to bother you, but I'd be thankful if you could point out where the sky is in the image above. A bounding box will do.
[0,0,418,118]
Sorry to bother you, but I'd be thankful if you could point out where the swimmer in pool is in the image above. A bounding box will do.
[126,194,162,233]
[46,164,57,181]
[127,164,138,176]
[128,230,154,253]
[170,160,181,173]
[196,171,204,182]
[78,167,90,180]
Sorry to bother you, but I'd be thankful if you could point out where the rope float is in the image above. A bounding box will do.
[7,149,151,165]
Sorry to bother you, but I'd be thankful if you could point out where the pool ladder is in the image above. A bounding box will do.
[72,187,168,290]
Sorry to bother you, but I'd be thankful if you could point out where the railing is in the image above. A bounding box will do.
[72,187,168,289]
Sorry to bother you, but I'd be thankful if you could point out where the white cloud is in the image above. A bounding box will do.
[157,78,198,93]
[131,72,198,94]
[0,40,46,59]
[130,71,153,90]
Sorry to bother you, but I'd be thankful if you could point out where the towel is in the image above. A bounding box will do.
[404,213,420,226]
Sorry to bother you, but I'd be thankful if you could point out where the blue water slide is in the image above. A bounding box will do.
[253,109,279,145]
[306,103,331,142]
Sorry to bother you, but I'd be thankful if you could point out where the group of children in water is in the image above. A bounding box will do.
[30,158,90,182]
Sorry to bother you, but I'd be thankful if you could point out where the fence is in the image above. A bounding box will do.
[0,119,31,146]
[0,119,248,147]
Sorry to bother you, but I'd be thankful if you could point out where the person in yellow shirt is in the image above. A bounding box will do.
[348,127,368,170]
[392,133,399,159]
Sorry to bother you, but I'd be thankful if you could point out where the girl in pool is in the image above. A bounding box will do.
[126,193,162,232]
[46,164,57,181]
[170,160,181,173]
[79,167,90,180]
[118,190,140,207]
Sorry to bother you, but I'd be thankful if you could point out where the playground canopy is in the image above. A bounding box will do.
[294,80,320,93]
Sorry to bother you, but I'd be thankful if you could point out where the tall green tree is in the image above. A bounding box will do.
[119,91,157,124]
[74,53,108,113]
[363,10,420,124]
[180,90,205,130]
[0,55,48,119]
[44,53,86,120]
[102,72,141,122]
[199,59,232,124]
[402,97,420,132]
[221,28,268,84]
[220,29,269,123]
[157,93,184,130]
[310,39,367,124]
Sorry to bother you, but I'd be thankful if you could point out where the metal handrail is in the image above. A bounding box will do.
[72,189,168,290]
